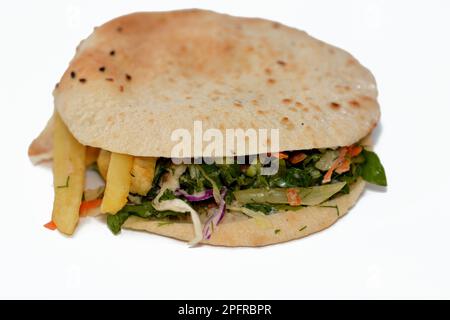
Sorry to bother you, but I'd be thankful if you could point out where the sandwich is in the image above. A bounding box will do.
[28,10,386,246]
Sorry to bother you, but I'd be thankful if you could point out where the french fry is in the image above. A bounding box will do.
[101,153,134,214]
[130,157,157,195]
[97,149,111,180]
[52,112,86,235]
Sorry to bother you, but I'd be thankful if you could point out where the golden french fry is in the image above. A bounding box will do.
[85,147,100,167]
[130,157,157,195]
[101,153,133,214]
[52,112,86,235]
[97,149,111,180]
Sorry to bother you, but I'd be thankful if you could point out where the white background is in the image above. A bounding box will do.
[1,0,449,299]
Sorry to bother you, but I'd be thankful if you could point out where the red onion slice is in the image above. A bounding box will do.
[175,189,214,202]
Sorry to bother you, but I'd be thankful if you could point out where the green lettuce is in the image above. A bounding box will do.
[361,150,387,186]
[107,201,187,234]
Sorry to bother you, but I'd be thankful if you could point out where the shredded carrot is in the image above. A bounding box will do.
[287,188,302,206]
[44,221,57,230]
[322,147,348,184]
[79,198,102,217]
[348,145,362,157]
[289,152,307,164]
[335,158,351,174]
[273,152,289,160]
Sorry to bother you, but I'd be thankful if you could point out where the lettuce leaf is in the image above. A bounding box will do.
[106,201,187,234]
[234,182,346,206]
[361,150,387,186]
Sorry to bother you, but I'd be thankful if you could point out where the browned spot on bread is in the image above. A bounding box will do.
[272,22,281,29]
[295,101,303,108]
[119,85,124,92]
[330,102,340,110]
[360,95,374,102]
[348,100,360,108]
[328,48,335,54]
[281,117,294,130]
[178,45,188,54]
[246,46,254,52]
[264,68,272,75]
[267,78,276,84]
[105,78,114,82]
[346,58,357,66]
[311,103,321,112]
[277,60,286,66]
[282,98,292,104]
[185,96,192,100]
[289,107,297,112]
[251,99,258,106]
[223,43,234,52]
[256,110,265,115]
[233,101,243,108]
[303,107,309,112]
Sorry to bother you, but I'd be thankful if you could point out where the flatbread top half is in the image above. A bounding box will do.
[54,9,379,157]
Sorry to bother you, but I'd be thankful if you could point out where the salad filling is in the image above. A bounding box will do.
[104,145,387,244]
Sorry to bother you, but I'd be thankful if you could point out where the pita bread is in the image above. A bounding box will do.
[123,178,365,247]
[28,115,54,164]
[54,9,380,157]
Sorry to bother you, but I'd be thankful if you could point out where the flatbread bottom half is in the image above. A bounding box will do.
[123,178,366,247]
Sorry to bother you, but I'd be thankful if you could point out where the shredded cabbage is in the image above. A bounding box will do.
[228,205,273,229]
[153,164,203,246]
